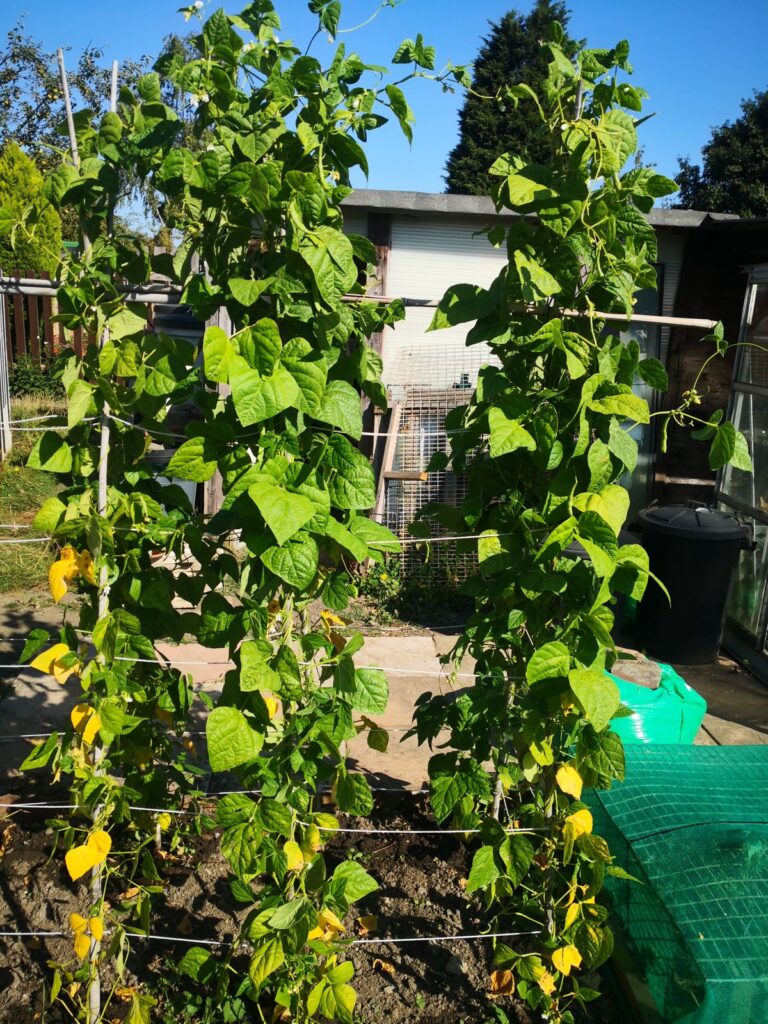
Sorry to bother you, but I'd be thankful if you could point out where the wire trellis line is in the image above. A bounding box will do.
[0,537,51,545]
[3,656,519,682]
[0,528,511,548]
[5,803,550,836]
[0,926,540,947]
[296,818,547,836]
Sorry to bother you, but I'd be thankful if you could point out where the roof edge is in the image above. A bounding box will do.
[342,189,741,229]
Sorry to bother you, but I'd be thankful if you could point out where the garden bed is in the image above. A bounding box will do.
[0,795,623,1024]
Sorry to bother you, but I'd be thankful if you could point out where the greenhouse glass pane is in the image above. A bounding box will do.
[727,517,768,639]
[720,391,768,509]
[735,282,768,386]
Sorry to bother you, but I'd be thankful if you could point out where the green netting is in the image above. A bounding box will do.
[588,744,768,1023]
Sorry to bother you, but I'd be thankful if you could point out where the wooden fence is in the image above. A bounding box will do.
[1,269,97,364]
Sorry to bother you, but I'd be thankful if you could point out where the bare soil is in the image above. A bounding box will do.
[0,795,624,1024]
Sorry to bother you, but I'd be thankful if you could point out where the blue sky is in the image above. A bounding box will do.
[4,0,768,194]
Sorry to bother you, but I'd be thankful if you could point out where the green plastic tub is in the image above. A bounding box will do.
[607,663,707,745]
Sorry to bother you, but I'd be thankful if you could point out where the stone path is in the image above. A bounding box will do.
[0,622,469,788]
[1,599,766,792]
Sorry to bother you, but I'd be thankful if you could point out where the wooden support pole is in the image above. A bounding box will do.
[86,60,119,1024]
[373,401,401,526]
[383,470,428,482]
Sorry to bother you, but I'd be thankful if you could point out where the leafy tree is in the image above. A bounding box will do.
[676,88,768,216]
[444,0,571,195]
[0,20,148,171]
[0,142,61,274]
[0,21,197,236]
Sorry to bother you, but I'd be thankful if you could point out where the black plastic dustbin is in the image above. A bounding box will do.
[635,504,751,664]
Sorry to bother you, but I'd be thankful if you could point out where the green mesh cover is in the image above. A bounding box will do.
[589,745,768,1023]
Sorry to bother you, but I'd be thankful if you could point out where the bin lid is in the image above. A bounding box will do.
[637,504,747,541]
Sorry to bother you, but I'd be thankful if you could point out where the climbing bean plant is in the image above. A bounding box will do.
[413,27,750,1024]
[2,3,469,1021]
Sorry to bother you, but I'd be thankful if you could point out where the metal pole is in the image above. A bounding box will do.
[0,279,724,331]
[0,292,11,459]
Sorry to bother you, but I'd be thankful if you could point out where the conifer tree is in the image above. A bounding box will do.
[676,88,768,217]
[0,142,61,275]
[445,1,571,195]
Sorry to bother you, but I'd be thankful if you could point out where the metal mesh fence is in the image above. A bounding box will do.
[382,337,499,580]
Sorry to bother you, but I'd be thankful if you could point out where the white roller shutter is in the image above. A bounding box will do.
[383,216,507,383]
[387,217,506,300]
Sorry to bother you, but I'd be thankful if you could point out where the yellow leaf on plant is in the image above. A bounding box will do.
[564,902,580,930]
[157,813,172,831]
[302,823,322,853]
[49,546,96,602]
[89,916,104,942]
[552,945,582,976]
[70,704,101,745]
[65,830,112,881]
[69,913,90,959]
[30,643,78,685]
[538,970,556,996]
[556,764,583,800]
[319,908,344,933]
[49,546,78,603]
[357,914,378,936]
[489,969,515,996]
[564,808,593,838]
[262,694,280,720]
[115,987,136,1001]
[77,550,96,586]
[308,908,346,942]
[283,840,304,872]
[321,610,345,628]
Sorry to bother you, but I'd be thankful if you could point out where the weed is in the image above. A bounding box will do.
[9,355,65,400]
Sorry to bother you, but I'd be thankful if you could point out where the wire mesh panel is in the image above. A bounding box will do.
[382,336,499,581]
[588,744,768,1024]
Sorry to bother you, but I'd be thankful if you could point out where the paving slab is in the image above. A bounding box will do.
[676,655,768,746]
[345,635,456,788]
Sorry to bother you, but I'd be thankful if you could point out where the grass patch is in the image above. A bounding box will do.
[0,397,66,596]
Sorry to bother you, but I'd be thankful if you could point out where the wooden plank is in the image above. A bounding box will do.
[373,401,401,524]
[73,327,83,358]
[383,470,428,482]
[42,273,54,359]
[366,212,391,358]
[26,270,40,363]
[12,293,25,358]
